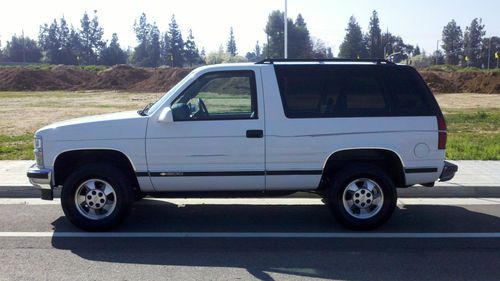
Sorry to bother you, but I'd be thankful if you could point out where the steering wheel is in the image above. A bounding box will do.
[197,98,209,118]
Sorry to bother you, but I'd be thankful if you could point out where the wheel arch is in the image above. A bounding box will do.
[53,149,139,189]
[320,148,406,189]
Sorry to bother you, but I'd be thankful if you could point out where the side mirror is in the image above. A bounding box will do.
[158,107,174,123]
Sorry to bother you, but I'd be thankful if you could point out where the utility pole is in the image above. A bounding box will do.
[435,40,440,65]
[383,27,389,59]
[284,0,288,59]
[487,37,491,69]
[22,29,26,63]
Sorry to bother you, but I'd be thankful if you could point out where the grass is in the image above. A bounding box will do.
[197,92,252,113]
[444,109,500,160]
[0,134,33,160]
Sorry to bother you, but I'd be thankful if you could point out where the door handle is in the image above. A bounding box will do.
[246,130,263,138]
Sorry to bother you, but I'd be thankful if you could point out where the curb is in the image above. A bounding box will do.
[1,185,500,199]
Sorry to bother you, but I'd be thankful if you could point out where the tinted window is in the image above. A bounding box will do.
[172,71,257,121]
[275,65,389,118]
[342,71,389,115]
[275,67,326,118]
[385,67,436,116]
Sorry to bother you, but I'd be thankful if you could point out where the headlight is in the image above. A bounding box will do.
[34,136,44,167]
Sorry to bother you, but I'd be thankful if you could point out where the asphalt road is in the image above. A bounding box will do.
[0,196,499,280]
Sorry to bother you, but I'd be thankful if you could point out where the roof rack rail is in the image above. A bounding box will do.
[255,58,395,65]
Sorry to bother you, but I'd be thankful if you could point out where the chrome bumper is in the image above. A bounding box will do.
[27,164,54,200]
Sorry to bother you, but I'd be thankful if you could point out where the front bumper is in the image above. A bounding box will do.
[439,161,458,182]
[27,164,54,200]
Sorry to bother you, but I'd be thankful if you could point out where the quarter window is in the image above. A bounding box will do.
[385,68,435,116]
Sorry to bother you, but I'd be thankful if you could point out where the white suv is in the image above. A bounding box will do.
[27,59,457,230]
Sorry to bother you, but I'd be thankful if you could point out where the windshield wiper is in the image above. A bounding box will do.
[138,103,154,116]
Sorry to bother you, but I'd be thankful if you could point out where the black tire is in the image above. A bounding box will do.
[61,163,134,231]
[325,164,397,230]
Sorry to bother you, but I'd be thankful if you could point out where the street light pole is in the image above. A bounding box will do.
[435,40,440,65]
[284,0,288,59]
[487,37,491,69]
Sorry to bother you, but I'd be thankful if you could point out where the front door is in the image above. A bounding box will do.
[146,69,265,191]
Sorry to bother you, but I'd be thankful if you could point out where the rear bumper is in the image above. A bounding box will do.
[27,164,54,200]
[439,161,458,182]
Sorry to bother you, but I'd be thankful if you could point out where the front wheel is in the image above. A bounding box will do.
[61,164,134,231]
[325,165,397,230]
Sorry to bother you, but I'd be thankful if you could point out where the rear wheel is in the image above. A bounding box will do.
[325,164,397,230]
[61,164,134,231]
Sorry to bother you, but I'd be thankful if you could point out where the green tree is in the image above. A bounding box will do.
[132,13,151,66]
[366,11,383,58]
[0,39,3,62]
[288,14,312,58]
[481,36,500,68]
[226,27,237,56]
[464,18,485,67]
[413,45,421,56]
[200,47,206,61]
[3,34,42,62]
[381,31,413,61]
[206,46,247,64]
[326,47,334,58]
[38,17,79,64]
[338,16,367,59]
[147,23,161,67]
[168,14,184,67]
[38,20,60,63]
[100,33,127,66]
[311,38,329,58]
[264,10,286,58]
[441,20,463,65]
[264,11,314,59]
[432,50,445,65]
[79,11,105,65]
[245,41,262,62]
[160,32,171,66]
[184,29,202,66]
[255,41,261,59]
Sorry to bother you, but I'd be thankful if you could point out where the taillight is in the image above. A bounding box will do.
[437,115,447,150]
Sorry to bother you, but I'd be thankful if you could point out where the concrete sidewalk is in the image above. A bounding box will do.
[1,160,499,198]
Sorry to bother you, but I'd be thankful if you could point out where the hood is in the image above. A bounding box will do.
[36,111,148,141]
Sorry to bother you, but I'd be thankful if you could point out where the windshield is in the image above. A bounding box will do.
[141,71,197,115]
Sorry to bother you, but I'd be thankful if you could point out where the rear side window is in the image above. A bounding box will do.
[341,70,389,116]
[275,65,390,118]
[274,67,325,118]
[385,67,436,116]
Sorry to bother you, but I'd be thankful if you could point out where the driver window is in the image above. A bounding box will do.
[171,71,257,121]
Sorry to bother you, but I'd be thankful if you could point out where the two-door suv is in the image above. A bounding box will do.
[28,59,457,230]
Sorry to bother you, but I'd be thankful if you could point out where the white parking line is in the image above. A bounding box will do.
[1,198,500,205]
[0,231,499,238]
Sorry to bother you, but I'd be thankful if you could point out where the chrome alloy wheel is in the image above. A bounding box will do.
[74,179,117,220]
[342,178,384,219]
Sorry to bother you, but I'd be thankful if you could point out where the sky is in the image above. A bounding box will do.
[1,0,499,55]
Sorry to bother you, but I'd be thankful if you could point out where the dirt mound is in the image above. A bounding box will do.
[50,65,96,88]
[1,65,499,93]
[0,66,94,91]
[87,65,151,90]
[420,70,500,94]
[0,65,189,92]
[129,67,192,92]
